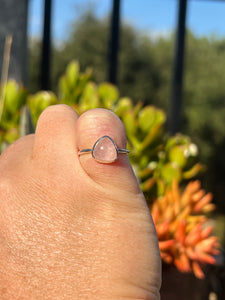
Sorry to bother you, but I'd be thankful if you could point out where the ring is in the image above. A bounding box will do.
[78,135,129,163]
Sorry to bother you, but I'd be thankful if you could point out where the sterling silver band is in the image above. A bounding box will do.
[78,148,129,155]
[78,135,129,163]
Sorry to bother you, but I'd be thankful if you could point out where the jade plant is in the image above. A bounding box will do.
[28,61,205,199]
[0,80,27,150]
[0,61,219,278]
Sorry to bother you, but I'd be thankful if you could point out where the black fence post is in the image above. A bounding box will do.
[108,0,121,84]
[41,0,52,90]
[169,0,188,134]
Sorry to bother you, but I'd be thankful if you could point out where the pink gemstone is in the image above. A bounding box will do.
[93,136,118,163]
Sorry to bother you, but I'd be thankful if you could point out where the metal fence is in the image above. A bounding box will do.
[34,0,222,134]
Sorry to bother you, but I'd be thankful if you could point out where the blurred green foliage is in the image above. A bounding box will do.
[0,61,203,203]
[0,80,27,147]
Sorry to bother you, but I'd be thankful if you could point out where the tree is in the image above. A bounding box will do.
[50,10,170,108]
[182,32,225,210]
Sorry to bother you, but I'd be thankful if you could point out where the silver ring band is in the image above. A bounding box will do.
[78,135,129,163]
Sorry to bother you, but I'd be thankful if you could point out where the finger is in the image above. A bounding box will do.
[76,108,141,194]
[32,104,79,167]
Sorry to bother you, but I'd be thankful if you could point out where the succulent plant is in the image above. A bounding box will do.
[151,180,219,278]
[26,61,204,199]
[119,106,205,199]
[0,80,27,151]
[0,61,220,278]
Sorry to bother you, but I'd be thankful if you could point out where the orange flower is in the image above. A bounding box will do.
[151,180,220,279]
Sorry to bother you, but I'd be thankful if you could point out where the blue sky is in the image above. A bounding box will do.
[28,0,225,42]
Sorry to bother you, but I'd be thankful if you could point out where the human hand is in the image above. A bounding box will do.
[0,105,161,299]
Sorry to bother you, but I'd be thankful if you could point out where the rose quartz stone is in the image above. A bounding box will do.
[93,136,118,163]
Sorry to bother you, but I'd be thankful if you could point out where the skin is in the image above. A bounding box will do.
[0,105,161,299]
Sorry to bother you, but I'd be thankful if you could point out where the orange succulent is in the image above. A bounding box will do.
[151,180,220,279]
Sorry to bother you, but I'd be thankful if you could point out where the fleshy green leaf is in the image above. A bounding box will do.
[161,163,182,184]
[79,82,99,112]
[98,83,119,108]
[66,61,80,88]
[28,91,58,125]
[138,106,166,133]
[169,145,187,168]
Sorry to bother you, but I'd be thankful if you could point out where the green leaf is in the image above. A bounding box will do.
[138,106,166,133]
[140,177,156,192]
[66,61,80,88]
[98,83,119,108]
[3,127,19,144]
[156,178,166,197]
[165,134,191,152]
[123,111,143,151]
[169,145,187,168]
[123,111,137,135]
[79,82,99,111]
[183,163,206,179]
[160,162,181,184]
[28,91,58,125]
[141,123,163,150]
[4,80,27,114]
[114,97,133,116]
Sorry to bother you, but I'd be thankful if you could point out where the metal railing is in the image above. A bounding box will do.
[40,0,187,133]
